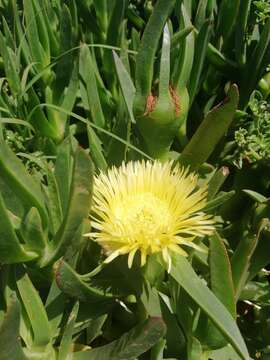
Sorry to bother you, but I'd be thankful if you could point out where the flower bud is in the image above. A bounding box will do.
[134,86,189,158]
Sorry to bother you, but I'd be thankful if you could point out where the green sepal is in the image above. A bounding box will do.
[136,86,189,158]
[55,259,115,303]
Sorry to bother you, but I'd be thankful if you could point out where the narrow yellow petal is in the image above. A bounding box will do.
[104,250,120,264]
[128,248,138,268]
[140,250,147,267]
[86,160,215,270]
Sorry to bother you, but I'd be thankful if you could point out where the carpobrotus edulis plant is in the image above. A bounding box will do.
[85,161,215,271]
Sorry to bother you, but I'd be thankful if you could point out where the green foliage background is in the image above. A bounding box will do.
[0,0,270,359]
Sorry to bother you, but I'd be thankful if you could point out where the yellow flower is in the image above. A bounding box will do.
[85,161,215,271]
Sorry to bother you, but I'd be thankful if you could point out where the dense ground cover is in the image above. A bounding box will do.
[0,0,270,359]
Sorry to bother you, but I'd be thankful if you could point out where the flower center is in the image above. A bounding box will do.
[113,193,172,248]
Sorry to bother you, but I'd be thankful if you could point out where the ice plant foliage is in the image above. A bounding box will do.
[86,161,215,271]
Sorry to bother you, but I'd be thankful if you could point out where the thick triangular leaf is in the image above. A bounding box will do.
[73,317,166,360]
[0,295,26,360]
[0,193,37,264]
[179,85,239,170]
[0,141,47,226]
[16,266,51,347]
[58,302,79,360]
[168,255,249,360]
[41,147,93,266]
